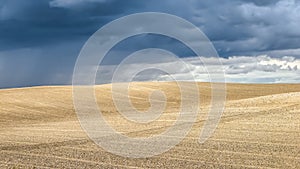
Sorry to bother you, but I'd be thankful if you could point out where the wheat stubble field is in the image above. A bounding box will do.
[0,82,299,168]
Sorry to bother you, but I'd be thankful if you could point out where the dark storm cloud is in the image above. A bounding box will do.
[1,0,300,54]
[1,0,300,88]
[0,0,143,50]
[190,0,300,56]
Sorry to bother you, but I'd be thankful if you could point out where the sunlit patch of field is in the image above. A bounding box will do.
[0,82,299,168]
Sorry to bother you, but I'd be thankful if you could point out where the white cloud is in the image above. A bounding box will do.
[259,56,299,71]
[96,55,300,84]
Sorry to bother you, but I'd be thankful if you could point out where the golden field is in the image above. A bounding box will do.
[0,82,299,168]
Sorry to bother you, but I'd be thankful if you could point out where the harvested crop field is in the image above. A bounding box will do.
[0,82,299,168]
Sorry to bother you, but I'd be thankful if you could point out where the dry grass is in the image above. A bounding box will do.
[0,82,299,168]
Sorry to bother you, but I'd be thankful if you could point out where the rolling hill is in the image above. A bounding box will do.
[0,82,299,168]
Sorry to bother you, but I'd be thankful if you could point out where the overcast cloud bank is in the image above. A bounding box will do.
[96,55,300,84]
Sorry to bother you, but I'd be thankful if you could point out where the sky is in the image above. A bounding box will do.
[0,0,300,88]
